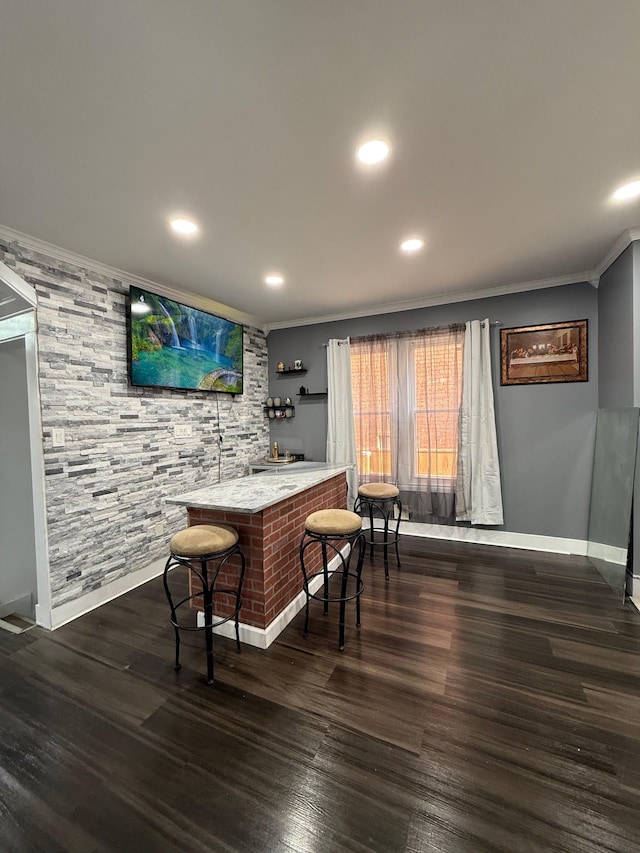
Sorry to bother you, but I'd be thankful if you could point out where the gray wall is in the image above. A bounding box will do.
[0,237,269,609]
[598,245,634,408]
[635,241,640,408]
[268,282,599,540]
[0,336,38,613]
[596,242,640,582]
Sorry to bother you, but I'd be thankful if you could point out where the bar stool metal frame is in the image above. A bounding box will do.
[163,537,246,685]
[299,523,366,651]
[354,489,402,580]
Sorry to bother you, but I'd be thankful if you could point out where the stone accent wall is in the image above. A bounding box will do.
[0,236,269,608]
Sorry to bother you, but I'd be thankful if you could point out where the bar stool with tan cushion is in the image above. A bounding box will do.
[163,523,246,684]
[299,508,365,650]
[354,482,402,579]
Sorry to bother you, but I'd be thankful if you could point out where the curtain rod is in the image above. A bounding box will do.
[322,320,501,346]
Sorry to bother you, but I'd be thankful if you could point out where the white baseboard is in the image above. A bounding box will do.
[397,521,589,556]
[584,541,627,566]
[37,525,629,639]
[196,550,346,649]
[42,557,166,630]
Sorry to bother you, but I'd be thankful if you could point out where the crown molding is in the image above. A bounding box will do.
[264,271,591,332]
[0,224,266,332]
[3,223,639,335]
[589,226,640,287]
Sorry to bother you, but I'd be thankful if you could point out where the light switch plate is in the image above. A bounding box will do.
[52,429,65,447]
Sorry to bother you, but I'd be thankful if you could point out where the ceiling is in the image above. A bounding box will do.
[1,0,640,330]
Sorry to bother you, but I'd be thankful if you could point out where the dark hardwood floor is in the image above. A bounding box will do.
[1,537,639,852]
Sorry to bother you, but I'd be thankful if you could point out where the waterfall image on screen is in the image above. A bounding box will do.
[128,286,243,393]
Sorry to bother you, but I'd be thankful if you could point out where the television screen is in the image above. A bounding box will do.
[127,286,243,394]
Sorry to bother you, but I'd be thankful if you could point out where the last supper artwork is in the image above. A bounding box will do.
[500,320,588,385]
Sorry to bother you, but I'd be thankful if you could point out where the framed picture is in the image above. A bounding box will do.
[500,319,588,386]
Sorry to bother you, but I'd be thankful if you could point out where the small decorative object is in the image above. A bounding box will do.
[294,359,303,370]
[268,409,275,419]
[275,409,285,419]
[277,361,285,372]
[285,397,292,405]
[299,385,306,395]
[266,397,273,407]
[284,449,292,459]
[285,407,294,418]
[273,396,281,407]
[500,319,588,386]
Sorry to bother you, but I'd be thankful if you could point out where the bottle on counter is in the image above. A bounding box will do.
[272,441,279,459]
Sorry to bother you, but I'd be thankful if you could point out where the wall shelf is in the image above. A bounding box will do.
[276,368,307,375]
[264,405,295,420]
[298,391,327,398]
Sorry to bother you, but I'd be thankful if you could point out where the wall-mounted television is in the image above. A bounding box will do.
[127,285,243,394]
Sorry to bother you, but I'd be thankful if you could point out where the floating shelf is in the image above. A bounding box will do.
[298,391,327,398]
[276,368,307,375]
[264,405,295,420]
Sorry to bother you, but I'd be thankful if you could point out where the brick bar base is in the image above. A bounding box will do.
[186,473,347,631]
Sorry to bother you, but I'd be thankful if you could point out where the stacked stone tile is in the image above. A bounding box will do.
[0,237,269,607]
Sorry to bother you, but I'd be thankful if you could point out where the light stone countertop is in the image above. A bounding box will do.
[166,463,351,514]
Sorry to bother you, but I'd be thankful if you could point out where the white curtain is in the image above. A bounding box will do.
[456,319,504,525]
[326,338,358,509]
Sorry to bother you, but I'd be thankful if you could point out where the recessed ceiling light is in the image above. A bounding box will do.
[400,237,425,253]
[356,139,390,165]
[265,274,284,286]
[611,180,640,201]
[168,217,199,236]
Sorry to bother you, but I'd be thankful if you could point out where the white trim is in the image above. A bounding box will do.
[41,527,625,638]
[586,541,628,567]
[24,324,53,628]
[0,224,265,332]
[4,223,640,333]
[196,551,345,648]
[0,259,37,306]
[399,521,588,556]
[0,307,52,628]
[195,524,599,648]
[265,272,591,331]
[590,227,640,286]
[0,310,35,342]
[45,556,167,630]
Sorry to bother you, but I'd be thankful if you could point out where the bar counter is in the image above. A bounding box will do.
[166,463,350,647]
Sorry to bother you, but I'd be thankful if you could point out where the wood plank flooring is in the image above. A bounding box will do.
[1,537,639,852]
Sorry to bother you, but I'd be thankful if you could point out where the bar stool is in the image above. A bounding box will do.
[299,508,365,650]
[354,483,402,580]
[163,523,246,684]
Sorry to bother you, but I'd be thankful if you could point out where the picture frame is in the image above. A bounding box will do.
[500,319,588,386]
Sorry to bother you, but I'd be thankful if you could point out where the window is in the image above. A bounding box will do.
[350,346,392,477]
[350,327,464,488]
[411,338,463,479]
